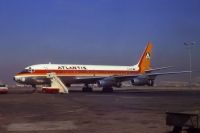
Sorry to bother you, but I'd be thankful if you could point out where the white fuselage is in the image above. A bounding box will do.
[14,64,140,85]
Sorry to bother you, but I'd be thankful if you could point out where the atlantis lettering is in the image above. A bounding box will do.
[58,66,87,70]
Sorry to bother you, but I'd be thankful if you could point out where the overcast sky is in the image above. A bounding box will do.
[0,0,200,84]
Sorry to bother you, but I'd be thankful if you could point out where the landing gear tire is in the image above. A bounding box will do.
[148,80,154,86]
[102,87,113,93]
[82,85,93,92]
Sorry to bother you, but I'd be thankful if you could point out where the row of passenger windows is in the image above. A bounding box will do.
[20,68,132,75]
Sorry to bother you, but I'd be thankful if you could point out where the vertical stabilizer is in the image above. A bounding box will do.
[137,42,153,73]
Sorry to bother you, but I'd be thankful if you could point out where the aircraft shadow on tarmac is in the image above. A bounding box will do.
[7,87,200,98]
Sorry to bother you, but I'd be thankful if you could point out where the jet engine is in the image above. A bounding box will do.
[131,77,154,86]
[97,77,122,88]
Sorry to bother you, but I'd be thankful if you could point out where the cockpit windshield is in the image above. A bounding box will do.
[20,67,34,73]
[20,69,30,73]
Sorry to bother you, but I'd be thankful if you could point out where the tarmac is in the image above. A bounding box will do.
[0,86,200,133]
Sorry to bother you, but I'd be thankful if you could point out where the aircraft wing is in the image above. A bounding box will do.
[75,76,105,84]
[75,74,142,83]
[113,71,191,81]
[74,71,191,84]
[146,71,191,77]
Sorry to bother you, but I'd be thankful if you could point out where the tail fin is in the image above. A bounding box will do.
[137,42,153,73]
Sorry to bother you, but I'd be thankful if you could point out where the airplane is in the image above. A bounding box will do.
[13,42,190,93]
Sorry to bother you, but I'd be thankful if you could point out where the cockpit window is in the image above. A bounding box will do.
[20,67,35,73]
[20,69,30,73]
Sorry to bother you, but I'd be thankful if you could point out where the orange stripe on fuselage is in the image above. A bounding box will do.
[16,69,140,77]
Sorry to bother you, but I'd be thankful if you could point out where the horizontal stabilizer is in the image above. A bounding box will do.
[145,66,174,73]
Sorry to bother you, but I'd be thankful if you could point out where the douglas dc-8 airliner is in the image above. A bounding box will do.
[14,42,189,93]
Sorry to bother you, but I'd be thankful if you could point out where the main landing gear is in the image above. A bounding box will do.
[82,84,93,92]
[102,86,113,92]
[82,84,114,93]
[147,80,154,87]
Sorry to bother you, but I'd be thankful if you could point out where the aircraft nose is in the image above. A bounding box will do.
[13,76,19,81]
[13,76,25,82]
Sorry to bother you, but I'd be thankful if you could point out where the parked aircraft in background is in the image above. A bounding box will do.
[14,42,190,93]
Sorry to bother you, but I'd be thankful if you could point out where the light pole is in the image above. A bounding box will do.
[184,41,199,87]
[184,42,194,86]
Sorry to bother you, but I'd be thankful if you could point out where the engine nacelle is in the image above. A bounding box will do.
[98,80,113,87]
[131,77,154,86]
[97,77,122,88]
[131,78,148,86]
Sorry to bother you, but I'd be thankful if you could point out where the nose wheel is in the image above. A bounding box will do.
[31,85,37,93]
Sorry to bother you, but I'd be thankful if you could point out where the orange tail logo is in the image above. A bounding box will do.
[137,42,153,73]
